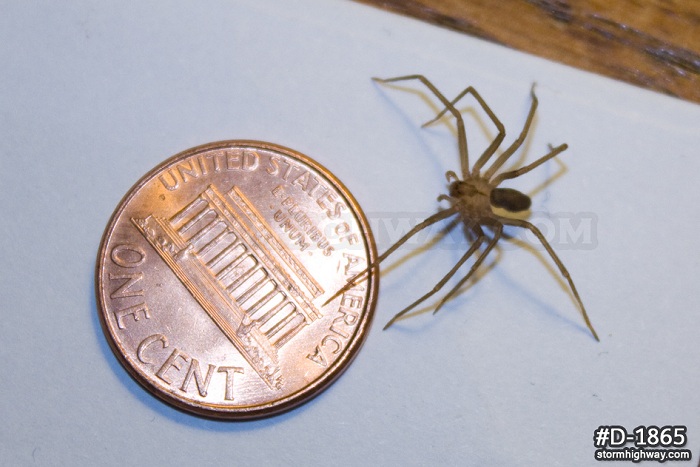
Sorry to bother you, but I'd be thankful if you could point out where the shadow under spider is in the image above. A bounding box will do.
[386,227,505,324]
[384,219,586,336]
[379,214,460,276]
[497,225,594,337]
[327,74,599,341]
[379,80,538,178]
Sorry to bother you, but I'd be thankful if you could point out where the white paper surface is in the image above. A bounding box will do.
[1,1,699,465]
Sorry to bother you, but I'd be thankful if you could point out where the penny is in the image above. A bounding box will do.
[96,140,377,419]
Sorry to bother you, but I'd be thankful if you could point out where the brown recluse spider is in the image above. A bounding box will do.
[326,75,599,341]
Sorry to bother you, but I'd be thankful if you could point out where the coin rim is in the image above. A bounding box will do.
[95,140,378,420]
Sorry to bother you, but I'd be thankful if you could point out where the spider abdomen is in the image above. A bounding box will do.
[490,187,531,212]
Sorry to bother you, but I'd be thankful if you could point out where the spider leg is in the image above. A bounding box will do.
[483,84,538,181]
[499,217,599,341]
[383,230,486,330]
[491,143,568,186]
[373,75,470,178]
[422,87,505,177]
[433,223,503,314]
[322,207,458,307]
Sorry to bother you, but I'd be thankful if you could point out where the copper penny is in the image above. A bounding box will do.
[96,140,377,419]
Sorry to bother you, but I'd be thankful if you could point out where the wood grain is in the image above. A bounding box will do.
[355,0,700,103]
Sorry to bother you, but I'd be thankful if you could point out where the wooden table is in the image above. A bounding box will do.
[355,0,700,104]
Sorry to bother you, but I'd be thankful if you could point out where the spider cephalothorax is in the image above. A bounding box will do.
[444,172,493,220]
[327,75,599,341]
